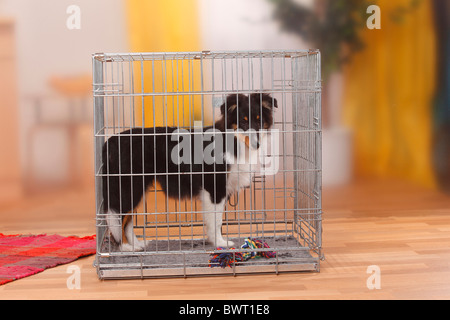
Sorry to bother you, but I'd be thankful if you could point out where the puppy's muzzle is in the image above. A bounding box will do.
[245,131,260,150]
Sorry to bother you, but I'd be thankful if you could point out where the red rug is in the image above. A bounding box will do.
[0,233,96,285]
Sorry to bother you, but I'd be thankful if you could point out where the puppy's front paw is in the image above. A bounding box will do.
[213,238,235,248]
[120,241,145,252]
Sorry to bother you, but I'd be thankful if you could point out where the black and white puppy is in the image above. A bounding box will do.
[102,93,277,251]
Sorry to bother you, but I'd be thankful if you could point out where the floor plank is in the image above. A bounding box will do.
[1,178,450,299]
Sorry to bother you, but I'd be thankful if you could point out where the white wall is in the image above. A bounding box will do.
[1,0,128,94]
[199,0,307,51]
[0,0,128,186]
[0,0,312,187]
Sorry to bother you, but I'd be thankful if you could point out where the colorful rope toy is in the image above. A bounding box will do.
[209,238,276,268]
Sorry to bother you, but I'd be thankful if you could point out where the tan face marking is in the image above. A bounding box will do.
[228,104,237,113]
[262,101,273,110]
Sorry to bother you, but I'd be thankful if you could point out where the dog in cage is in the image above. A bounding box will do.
[102,93,278,251]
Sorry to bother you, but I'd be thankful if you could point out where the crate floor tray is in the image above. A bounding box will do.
[95,235,319,279]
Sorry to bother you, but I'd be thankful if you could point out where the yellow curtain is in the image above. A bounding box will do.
[125,0,206,128]
[342,0,437,187]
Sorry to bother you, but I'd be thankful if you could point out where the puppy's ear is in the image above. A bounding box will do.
[268,96,278,109]
[273,98,278,109]
[253,93,278,110]
[220,94,244,115]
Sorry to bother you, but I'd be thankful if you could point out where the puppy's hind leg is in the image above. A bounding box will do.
[201,190,234,248]
[106,211,145,252]
[106,209,122,246]
[121,214,146,252]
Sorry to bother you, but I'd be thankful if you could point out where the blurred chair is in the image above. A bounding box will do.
[25,74,93,192]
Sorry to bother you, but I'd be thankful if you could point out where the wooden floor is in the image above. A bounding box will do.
[1,178,450,300]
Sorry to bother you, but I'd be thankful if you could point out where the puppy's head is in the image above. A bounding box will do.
[249,93,278,130]
[220,93,278,149]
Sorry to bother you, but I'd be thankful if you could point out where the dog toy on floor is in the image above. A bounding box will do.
[208,248,244,268]
[208,238,276,268]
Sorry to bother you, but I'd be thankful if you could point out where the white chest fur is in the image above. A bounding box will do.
[225,139,260,195]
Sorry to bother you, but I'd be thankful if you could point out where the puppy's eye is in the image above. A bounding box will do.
[244,116,248,121]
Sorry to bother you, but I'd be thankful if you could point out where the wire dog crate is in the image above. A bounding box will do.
[93,50,322,279]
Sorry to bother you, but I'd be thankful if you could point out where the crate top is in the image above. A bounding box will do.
[93,50,320,62]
